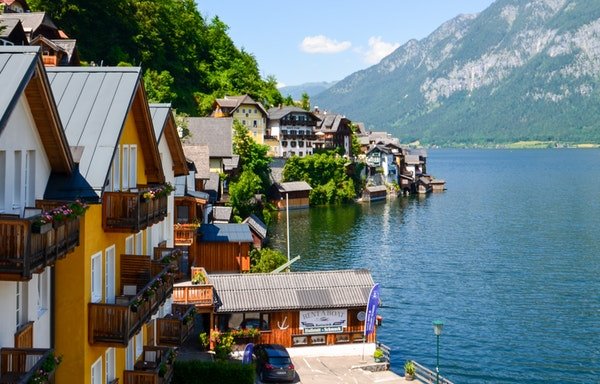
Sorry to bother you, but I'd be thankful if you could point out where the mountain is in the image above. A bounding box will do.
[279,81,337,101]
[313,0,600,146]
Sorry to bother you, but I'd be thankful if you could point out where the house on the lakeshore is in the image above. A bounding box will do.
[363,185,388,202]
[267,106,320,158]
[212,94,268,145]
[365,144,399,185]
[46,65,181,383]
[191,223,252,273]
[205,269,377,348]
[313,109,352,156]
[269,181,312,210]
[0,46,83,382]
[242,213,268,250]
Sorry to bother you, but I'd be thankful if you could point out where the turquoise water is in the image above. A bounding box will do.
[269,149,600,383]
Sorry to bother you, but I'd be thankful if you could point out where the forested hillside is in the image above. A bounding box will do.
[29,0,282,115]
[314,0,600,146]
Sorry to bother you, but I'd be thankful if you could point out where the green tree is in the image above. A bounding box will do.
[228,170,262,218]
[251,248,287,273]
[143,69,176,103]
[300,92,310,111]
[232,120,272,190]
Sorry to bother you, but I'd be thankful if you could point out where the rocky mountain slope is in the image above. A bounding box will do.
[313,0,600,145]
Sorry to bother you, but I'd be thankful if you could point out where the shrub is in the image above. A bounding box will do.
[173,361,254,384]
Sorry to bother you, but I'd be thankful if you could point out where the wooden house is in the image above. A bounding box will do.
[0,46,81,381]
[313,110,353,157]
[242,213,268,250]
[207,270,377,348]
[191,223,252,273]
[269,181,312,210]
[363,185,388,202]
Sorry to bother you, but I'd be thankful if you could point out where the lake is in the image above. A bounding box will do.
[268,149,600,383]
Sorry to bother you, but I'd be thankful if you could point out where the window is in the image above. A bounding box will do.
[37,268,49,317]
[299,152,303,157]
[281,141,288,147]
[298,141,304,148]
[0,151,5,211]
[135,231,143,255]
[242,108,245,113]
[16,282,25,326]
[125,235,134,254]
[105,348,115,383]
[25,151,35,207]
[91,252,102,303]
[105,246,116,304]
[129,145,137,189]
[13,151,22,212]
[122,146,129,190]
[109,146,120,191]
[126,338,134,370]
[290,141,297,148]
[254,108,257,113]
[135,331,143,358]
[253,120,257,127]
[242,120,246,126]
[91,357,102,384]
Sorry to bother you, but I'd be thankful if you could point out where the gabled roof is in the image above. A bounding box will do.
[183,145,210,179]
[0,12,58,39]
[0,18,27,45]
[405,155,422,165]
[366,144,394,156]
[222,155,239,171]
[45,66,164,199]
[242,213,267,239]
[214,94,267,116]
[366,185,387,193]
[149,103,188,177]
[184,117,233,158]
[0,46,73,173]
[275,181,312,193]
[211,206,232,223]
[314,113,350,133]
[204,172,220,202]
[267,105,320,121]
[210,269,374,313]
[29,35,80,66]
[200,223,253,243]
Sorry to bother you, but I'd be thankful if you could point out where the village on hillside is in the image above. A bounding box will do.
[0,2,446,383]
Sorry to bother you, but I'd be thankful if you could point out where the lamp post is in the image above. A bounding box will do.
[433,320,444,384]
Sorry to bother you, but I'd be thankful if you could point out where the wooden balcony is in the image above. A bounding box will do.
[0,215,80,281]
[156,304,195,346]
[42,55,58,67]
[123,346,174,384]
[102,187,168,233]
[88,261,174,347]
[172,275,213,310]
[173,224,197,247]
[0,348,55,384]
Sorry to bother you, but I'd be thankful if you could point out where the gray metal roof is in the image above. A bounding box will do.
[242,213,267,239]
[0,46,38,134]
[405,155,422,165]
[366,185,388,193]
[149,103,171,141]
[267,106,319,121]
[184,117,233,158]
[222,155,239,171]
[211,206,232,223]
[0,12,57,37]
[200,223,253,243]
[276,181,312,193]
[210,269,375,313]
[46,66,143,197]
[215,94,268,116]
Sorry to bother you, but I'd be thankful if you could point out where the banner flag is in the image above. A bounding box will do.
[364,283,380,336]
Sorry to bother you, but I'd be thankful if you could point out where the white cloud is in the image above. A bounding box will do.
[360,36,400,64]
[300,35,352,54]
[277,82,286,89]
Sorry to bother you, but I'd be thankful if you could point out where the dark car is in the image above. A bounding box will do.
[254,344,295,382]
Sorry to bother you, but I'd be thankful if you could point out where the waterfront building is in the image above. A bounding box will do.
[267,106,320,158]
[212,94,268,144]
[0,46,82,381]
[313,110,353,157]
[365,145,399,185]
[190,223,252,273]
[242,213,268,250]
[46,65,177,383]
[269,181,312,210]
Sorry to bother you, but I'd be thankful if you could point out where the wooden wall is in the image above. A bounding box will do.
[191,242,250,273]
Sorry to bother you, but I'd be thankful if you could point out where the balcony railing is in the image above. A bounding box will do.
[173,224,197,247]
[0,348,54,384]
[88,264,174,347]
[42,55,58,66]
[156,304,195,346]
[0,214,80,281]
[172,269,213,309]
[123,346,174,384]
[280,119,317,127]
[102,187,168,233]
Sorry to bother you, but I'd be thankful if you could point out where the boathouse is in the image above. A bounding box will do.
[363,185,388,202]
[190,223,252,273]
[208,269,377,348]
[269,181,312,210]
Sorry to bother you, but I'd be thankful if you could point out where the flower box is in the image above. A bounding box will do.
[32,222,52,234]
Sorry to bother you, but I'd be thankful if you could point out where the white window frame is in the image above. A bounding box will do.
[25,150,35,207]
[129,145,137,189]
[13,150,22,213]
[91,356,102,384]
[126,338,135,370]
[125,235,134,254]
[16,282,22,326]
[110,146,121,192]
[91,252,103,303]
[135,331,143,359]
[105,348,115,383]
[37,268,49,318]
[135,231,143,255]
[0,151,5,211]
[105,245,116,304]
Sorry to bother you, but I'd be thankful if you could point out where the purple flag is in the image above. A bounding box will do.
[242,343,254,364]
[364,283,380,336]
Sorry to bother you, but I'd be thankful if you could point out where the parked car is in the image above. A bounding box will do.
[254,344,295,382]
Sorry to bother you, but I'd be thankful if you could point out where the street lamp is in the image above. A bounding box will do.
[433,320,444,384]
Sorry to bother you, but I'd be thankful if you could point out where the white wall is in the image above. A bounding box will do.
[159,138,175,247]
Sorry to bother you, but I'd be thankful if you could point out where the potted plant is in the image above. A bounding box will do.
[404,360,415,381]
[373,348,385,363]
[191,270,205,285]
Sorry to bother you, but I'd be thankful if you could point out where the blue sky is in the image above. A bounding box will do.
[198,0,496,87]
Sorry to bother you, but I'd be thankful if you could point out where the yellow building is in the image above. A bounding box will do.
[46,67,186,384]
[212,94,268,144]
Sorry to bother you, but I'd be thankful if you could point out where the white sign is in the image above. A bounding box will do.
[299,309,347,330]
